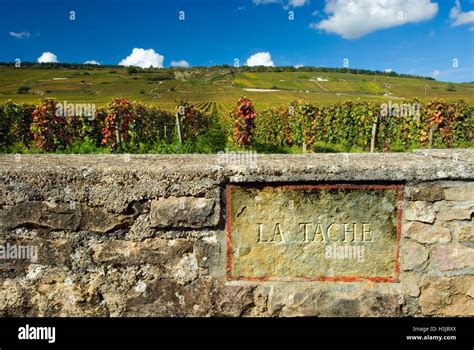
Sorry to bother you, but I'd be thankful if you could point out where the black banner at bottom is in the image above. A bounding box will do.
[0,317,472,349]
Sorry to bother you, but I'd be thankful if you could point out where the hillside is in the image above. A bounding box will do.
[1,65,473,111]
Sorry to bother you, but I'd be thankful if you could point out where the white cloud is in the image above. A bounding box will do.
[288,0,309,7]
[287,0,309,7]
[9,31,30,39]
[252,0,279,4]
[432,70,441,77]
[37,52,58,63]
[84,60,100,65]
[170,60,190,68]
[119,48,164,68]
[450,0,474,26]
[311,0,438,39]
[252,0,308,8]
[384,68,393,73]
[246,52,274,66]
[294,64,304,68]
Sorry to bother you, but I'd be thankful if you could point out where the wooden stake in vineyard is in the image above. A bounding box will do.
[176,106,183,144]
[428,126,435,149]
[370,113,379,153]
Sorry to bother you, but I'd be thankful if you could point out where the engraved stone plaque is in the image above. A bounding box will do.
[226,184,402,282]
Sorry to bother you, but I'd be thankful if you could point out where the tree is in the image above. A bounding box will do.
[17,86,30,94]
[445,83,456,92]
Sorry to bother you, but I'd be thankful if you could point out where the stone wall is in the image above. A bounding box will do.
[0,150,472,317]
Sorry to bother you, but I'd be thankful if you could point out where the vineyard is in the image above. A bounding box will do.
[2,65,474,106]
[0,97,472,154]
[194,101,229,116]
[1,65,472,154]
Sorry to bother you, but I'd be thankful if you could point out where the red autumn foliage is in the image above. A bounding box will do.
[233,96,256,146]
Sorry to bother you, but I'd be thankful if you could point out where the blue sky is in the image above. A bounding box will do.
[1,0,473,82]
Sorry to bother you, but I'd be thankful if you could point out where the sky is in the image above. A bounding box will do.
[1,0,473,82]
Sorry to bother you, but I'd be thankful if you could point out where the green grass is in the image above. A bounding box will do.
[1,66,473,110]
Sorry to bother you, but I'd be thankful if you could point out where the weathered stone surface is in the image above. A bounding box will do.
[229,185,399,280]
[0,202,130,233]
[250,286,269,316]
[444,185,474,201]
[455,224,474,245]
[88,267,156,316]
[0,280,27,316]
[436,208,472,221]
[411,149,473,162]
[172,254,201,285]
[79,206,131,233]
[193,236,220,269]
[405,222,451,244]
[0,268,109,317]
[29,271,108,317]
[404,201,435,223]
[274,293,362,317]
[35,239,72,268]
[434,201,473,221]
[0,156,225,213]
[405,185,444,202]
[212,283,255,316]
[1,153,473,202]
[0,152,472,317]
[91,238,193,267]
[126,214,154,241]
[359,292,403,316]
[402,274,420,297]
[265,286,402,317]
[420,276,474,316]
[0,238,73,275]
[0,202,79,230]
[149,197,219,228]
[401,240,429,271]
[402,296,421,315]
[123,278,214,316]
[431,243,474,271]
[122,278,254,317]
[0,238,38,275]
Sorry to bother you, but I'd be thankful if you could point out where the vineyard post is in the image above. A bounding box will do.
[428,126,435,149]
[302,117,306,153]
[116,114,122,152]
[370,114,379,153]
[175,111,182,144]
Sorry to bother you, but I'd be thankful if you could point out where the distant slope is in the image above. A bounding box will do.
[1,66,472,109]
